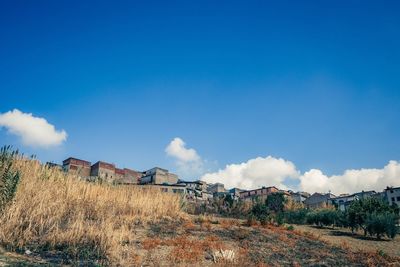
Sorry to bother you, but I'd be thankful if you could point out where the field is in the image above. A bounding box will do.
[1,154,400,266]
[294,225,400,258]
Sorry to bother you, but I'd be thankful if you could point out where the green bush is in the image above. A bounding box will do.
[348,198,399,238]
[365,212,398,239]
[251,201,269,225]
[284,209,309,224]
[305,209,339,228]
[0,146,21,211]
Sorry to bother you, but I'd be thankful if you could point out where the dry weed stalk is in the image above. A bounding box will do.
[0,157,185,264]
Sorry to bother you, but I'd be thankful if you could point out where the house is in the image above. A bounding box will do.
[228,188,246,200]
[239,186,280,202]
[90,161,117,182]
[140,167,179,185]
[114,168,143,185]
[62,157,91,177]
[304,192,336,209]
[140,184,186,195]
[290,191,310,203]
[329,191,376,211]
[208,183,226,195]
[384,186,400,208]
[178,180,211,201]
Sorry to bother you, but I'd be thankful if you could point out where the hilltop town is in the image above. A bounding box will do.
[47,157,400,213]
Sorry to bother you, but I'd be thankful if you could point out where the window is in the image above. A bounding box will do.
[392,197,395,202]
[397,196,400,201]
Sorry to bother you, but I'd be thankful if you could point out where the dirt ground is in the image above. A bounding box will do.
[294,224,400,258]
[1,217,400,266]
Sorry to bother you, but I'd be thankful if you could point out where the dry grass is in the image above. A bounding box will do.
[0,157,185,265]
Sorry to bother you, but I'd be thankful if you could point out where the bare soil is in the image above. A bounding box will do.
[1,217,399,266]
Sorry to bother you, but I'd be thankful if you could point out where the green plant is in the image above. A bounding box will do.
[266,192,286,213]
[286,225,295,231]
[0,146,20,211]
[347,198,399,237]
[284,209,309,224]
[251,201,269,225]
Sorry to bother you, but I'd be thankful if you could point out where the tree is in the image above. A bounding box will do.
[251,200,269,225]
[365,212,398,239]
[266,192,286,213]
[347,197,399,238]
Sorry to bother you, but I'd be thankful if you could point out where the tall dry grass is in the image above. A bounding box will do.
[0,156,185,265]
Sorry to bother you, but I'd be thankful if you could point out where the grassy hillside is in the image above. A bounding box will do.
[0,150,185,265]
[0,149,399,266]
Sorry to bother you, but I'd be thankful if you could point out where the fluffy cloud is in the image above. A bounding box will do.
[0,109,67,148]
[166,137,203,177]
[167,138,400,194]
[299,161,400,195]
[166,137,200,162]
[201,156,299,190]
[200,155,400,194]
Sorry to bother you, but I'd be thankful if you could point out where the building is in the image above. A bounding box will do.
[89,161,142,184]
[140,184,186,195]
[329,191,376,211]
[177,180,210,200]
[239,186,280,202]
[228,188,245,200]
[208,183,226,195]
[62,157,91,177]
[45,162,63,170]
[385,186,400,207]
[304,192,336,209]
[290,191,310,203]
[90,161,116,182]
[140,167,179,185]
[118,168,142,184]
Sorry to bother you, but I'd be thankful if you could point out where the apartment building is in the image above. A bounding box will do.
[62,157,91,177]
[239,186,280,202]
[140,167,179,185]
[385,186,400,207]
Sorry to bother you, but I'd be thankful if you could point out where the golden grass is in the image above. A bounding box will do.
[0,157,185,264]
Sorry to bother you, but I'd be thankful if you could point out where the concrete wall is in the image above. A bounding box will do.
[63,158,91,177]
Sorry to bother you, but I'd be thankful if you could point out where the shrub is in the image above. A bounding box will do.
[284,209,309,224]
[347,198,399,238]
[306,209,338,228]
[266,192,286,213]
[251,201,269,225]
[365,212,398,239]
[0,146,20,212]
[286,225,295,231]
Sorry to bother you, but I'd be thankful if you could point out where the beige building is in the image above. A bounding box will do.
[140,167,178,185]
[240,186,280,202]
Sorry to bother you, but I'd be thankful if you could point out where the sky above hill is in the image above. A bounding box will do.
[1,1,400,194]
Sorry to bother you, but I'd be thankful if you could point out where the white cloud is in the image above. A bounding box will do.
[200,154,400,194]
[299,161,400,195]
[200,156,299,190]
[165,137,203,178]
[167,138,400,194]
[166,137,200,162]
[0,109,67,148]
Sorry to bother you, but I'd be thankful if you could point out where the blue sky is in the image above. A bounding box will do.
[1,1,399,192]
